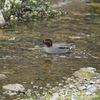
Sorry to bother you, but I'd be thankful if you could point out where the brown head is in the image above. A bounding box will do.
[43,38,52,47]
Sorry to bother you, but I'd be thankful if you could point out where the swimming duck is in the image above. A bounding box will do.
[40,38,73,54]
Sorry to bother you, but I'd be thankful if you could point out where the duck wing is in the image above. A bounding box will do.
[58,47,70,49]
[53,43,73,49]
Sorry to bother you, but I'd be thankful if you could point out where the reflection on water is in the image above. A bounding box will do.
[0,0,100,99]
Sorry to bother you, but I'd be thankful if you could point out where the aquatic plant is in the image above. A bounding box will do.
[24,91,34,100]
[1,0,64,24]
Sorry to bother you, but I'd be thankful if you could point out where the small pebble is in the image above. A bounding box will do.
[27,89,31,94]
[33,85,39,89]
[46,83,51,88]
[69,84,75,88]
[62,76,67,80]
[37,77,44,81]
[90,80,95,84]
[30,82,34,84]
[58,83,63,86]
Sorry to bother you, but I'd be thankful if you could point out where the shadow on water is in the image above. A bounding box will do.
[0,0,100,99]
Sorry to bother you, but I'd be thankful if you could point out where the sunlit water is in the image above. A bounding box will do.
[0,0,100,99]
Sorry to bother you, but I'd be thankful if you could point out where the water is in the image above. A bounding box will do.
[0,0,100,99]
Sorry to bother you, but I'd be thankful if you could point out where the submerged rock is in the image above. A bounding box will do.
[62,76,67,80]
[3,83,25,92]
[37,77,44,81]
[46,83,51,88]
[0,74,6,79]
[73,68,96,79]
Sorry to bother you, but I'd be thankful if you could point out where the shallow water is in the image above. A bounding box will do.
[0,0,100,99]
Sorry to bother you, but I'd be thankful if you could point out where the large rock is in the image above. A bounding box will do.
[3,83,25,92]
[73,67,97,79]
[0,10,6,26]
[86,85,97,93]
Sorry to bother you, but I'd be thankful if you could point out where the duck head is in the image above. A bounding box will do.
[39,38,52,47]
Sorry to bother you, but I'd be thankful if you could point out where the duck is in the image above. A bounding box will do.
[39,38,73,54]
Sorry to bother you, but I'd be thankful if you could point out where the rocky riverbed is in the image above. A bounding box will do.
[47,69,100,100]
[40,67,100,100]
[1,67,100,100]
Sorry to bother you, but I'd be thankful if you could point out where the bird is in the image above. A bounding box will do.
[39,38,73,54]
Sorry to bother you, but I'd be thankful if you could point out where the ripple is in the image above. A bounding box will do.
[0,55,23,60]
[74,56,82,58]
[92,56,99,59]
[8,37,15,41]
[52,0,71,8]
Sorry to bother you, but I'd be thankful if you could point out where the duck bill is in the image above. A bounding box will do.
[39,42,44,45]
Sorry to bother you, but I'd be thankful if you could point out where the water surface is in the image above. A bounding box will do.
[0,0,100,99]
